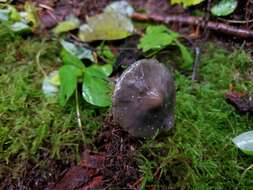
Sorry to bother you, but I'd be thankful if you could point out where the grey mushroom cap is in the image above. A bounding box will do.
[112,59,175,138]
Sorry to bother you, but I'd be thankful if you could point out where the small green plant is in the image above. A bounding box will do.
[47,40,114,107]
[138,25,193,68]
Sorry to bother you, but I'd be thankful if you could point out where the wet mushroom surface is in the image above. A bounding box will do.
[112,59,176,138]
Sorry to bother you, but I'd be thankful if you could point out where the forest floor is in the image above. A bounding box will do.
[1,0,253,189]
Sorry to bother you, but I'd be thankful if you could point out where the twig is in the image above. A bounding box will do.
[192,47,200,81]
[38,4,54,11]
[131,13,253,39]
[217,18,253,24]
[75,88,86,143]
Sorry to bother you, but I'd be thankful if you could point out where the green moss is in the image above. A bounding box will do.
[138,43,253,189]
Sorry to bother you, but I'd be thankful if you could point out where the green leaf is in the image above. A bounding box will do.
[82,66,112,107]
[104,1,134,16]
[90,63,113,76]
[138,25,179,52]
[0,6,20,22]
[171,0,205,8]
[11,21,30,32]
[232,131,253,156]
[78,12,133,42]
[53,15,80,34]
[49,72,60,86]
[60,49,86,70]
[59,65,82,106]
[42,70,60,98]
[60,40,96,62]
[0,9,10,21]
[175,40,193,68]
[9,6,21,21]
[211,0,238,17]
[97,44,116,65]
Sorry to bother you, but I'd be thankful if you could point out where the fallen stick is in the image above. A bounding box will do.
[131,13,253,39]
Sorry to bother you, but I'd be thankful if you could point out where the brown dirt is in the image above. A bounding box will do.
[49,116,142,190]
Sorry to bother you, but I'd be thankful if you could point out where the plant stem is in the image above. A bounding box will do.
[75,88,85,143]
[36,49,47,78]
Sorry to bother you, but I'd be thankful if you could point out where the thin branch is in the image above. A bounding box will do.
[131,13,253,39]
[192,47,200,81]
[217,18,253,24]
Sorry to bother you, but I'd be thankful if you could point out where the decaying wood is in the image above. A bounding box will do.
[132,13,253,39]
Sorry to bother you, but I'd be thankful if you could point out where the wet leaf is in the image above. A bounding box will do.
[53,15,80,34]
[78,12,133,42]
[0,9,10,21]
[60,48,86,70]
[233,131,253,156]
[175,40,193,68]
[211,0,238,16]
[104,1,134,16]
[171,0,205,8]
[138,25,179,52]
[60,40,96,62]
[42,70,60,98]
[59,65,82,106]
[82,67,112,107]
[11,22,30,32]
[0,5,21,22]
[90,63,113,77]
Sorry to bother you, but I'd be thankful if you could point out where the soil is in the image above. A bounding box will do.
[1,116,142,190]
[49,116,142,190]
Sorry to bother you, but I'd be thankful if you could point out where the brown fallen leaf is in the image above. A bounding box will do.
[50,166,95,190]
[225,91,253,113]
[79,176,103,190]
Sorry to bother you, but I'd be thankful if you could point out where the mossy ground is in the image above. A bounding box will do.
[1,29,253,189]
[0,32,106,187]
[138,44,253,190]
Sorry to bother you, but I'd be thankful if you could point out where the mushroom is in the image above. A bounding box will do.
[112,59,175,138]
